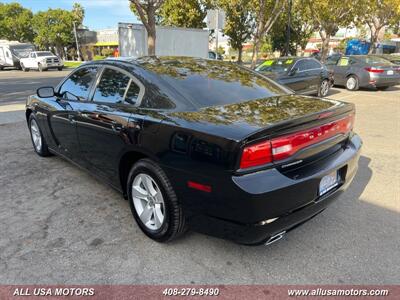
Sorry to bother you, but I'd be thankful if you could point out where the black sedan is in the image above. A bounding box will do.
[255,57,333,97]
[26,57,362,245]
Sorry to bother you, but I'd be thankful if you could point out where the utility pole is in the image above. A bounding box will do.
[215,9,219,60]
[285,0,292,56]
[73,21,81,61]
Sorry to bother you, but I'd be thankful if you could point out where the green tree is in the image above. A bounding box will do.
[250,0,286,68]
[356,0,400,54]
[0,2,34,42]
[129,0,166,56]
[33,9,75,57]
[304,0,355,62]
[269,1,314,55]
[159,0,212,28]
[219,0,254,63]
[72,2,85,25]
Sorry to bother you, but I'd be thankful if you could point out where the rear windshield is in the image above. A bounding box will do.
[137,57,289,108]
[357,56,394,66]
[255,58,295,72]
[36,52,54,57]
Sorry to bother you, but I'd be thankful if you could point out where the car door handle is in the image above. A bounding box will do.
[68,114,76,124]
[111,121,123,132]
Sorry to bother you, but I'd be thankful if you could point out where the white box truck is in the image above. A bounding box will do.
[118,23,209,58]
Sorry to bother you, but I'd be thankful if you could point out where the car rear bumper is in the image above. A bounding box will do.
[166,133,362,245]
[365,74,400,87]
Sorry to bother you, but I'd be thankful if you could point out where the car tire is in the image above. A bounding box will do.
[58,66,63,71]
[346,75,359,91]
[127,158,186,242]
[377,86,389,91]
[318,79,330,97]
[28,114,51,157]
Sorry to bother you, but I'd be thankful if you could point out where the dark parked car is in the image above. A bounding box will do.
[255,57,333,97]
[326,55,400,90]
[208,51,223,60]
[26,57,362,245]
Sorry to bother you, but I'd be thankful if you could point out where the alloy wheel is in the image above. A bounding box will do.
[320,80,329,97]
[346,77,357,90]
[131,173,165,231]
[30,119,42,152]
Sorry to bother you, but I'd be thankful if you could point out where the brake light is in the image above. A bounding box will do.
[365,67,384,73]
[240,140,272,169]
[270,114,354,161]
[239,114,354,169]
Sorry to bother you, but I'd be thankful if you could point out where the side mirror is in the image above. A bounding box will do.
[37,87,55,98]
[288,67,299,76]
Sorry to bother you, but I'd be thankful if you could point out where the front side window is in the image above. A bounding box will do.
[295,60,308,71]
[59,66,98,101]
[307,59,322,69]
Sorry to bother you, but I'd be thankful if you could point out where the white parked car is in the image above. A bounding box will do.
[20,51,63,72]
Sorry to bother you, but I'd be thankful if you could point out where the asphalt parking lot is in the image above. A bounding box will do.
[0,70,399,284]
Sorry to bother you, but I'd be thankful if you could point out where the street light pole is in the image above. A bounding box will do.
[215,9,219,60]
[285,0,292,56]
[73,21,81,61]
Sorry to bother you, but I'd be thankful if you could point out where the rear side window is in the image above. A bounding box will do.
[92,67,143,104]
[337,57,349,66]
[59,66,98,101]
[93,68,130,103]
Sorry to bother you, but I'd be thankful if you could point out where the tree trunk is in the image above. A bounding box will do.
[147,29,156,56]
[251,38,261,68]
[250,0,266,69]
[237,46,243,64]
[319,30,331,63]
[368,25,381,54]
[147,8,156,56]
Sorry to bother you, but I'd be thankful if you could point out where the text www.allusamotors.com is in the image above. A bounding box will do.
[288,288,389,297]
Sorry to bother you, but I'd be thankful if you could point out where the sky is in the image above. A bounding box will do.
[3,0,139,30]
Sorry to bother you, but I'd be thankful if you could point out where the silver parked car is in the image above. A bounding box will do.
[326,55,400,91]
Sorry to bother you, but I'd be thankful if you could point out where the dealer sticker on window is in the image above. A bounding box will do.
[387,70,394,75]
[319,170,339,196]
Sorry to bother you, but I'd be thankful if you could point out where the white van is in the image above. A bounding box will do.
[0,40,35,70]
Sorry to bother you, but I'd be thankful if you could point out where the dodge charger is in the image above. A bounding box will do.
[26,57,362,245]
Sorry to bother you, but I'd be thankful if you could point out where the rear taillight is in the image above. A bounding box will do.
[240,140,272,169]
[365,67,384,73]
[239,114,354,169]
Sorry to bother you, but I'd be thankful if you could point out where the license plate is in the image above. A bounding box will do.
[387,70,394,75]
[319,171,339,196]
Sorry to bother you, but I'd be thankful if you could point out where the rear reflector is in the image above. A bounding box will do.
[365,67,384,73]
[240,114,354,169]
[187,181,212,193]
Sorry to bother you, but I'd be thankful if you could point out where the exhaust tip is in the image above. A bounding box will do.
[265,231,286,246]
